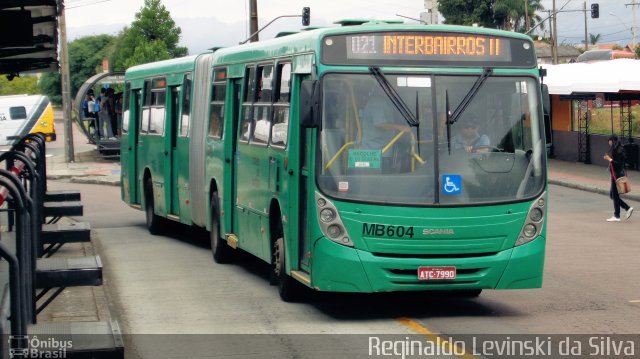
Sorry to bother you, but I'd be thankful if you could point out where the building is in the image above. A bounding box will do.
[534,41,582,64]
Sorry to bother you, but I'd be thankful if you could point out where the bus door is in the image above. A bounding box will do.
[224,78,242,238]
[167,85,180,215]
[174,73,192,221]
[123,86,142,204]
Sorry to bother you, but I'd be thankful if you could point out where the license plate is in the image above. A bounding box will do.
[417,266,456,280]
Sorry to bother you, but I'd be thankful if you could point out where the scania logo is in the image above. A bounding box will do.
[422,229,455,235]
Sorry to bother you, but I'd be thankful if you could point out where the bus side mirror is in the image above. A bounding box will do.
[541,84,550,118]
[541,84,553,149]
[300,80,320,128]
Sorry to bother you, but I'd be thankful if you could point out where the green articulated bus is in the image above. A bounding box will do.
[122,21,549,301]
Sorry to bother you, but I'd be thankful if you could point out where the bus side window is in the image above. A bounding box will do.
[252,64,274,145]
[240,66,255,142]
[122,82,131,134]
[149,88,166,134]
[209,69,226,138]
[141,80,150,134]
[271,62,291,148]
[180,73,192,137]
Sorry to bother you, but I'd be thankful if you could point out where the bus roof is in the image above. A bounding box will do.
[212,22,534,65]
[125,53,206,79]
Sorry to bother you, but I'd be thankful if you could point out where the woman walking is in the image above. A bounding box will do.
[604,135,633,222]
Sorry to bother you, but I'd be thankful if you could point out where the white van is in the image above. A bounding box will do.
[0,94,56,146]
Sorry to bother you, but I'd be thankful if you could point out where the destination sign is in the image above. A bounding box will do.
[322,32,536,68]
[350,34,508,60]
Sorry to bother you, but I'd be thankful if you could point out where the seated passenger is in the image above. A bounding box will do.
[451,117,490,153]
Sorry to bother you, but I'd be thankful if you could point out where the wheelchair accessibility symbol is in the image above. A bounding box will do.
[442,174,462,195]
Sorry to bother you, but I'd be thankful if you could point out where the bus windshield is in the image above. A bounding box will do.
[318,73,545,205]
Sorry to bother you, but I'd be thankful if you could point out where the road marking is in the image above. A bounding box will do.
[396,317,479,359]
[629,300,640,303]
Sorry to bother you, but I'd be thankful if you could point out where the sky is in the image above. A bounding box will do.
[64,0,640,54]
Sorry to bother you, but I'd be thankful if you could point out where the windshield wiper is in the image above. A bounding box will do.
[445,67,493,154]
[368,66,419,127]
[447,67,493,126]
[446,90,451,154]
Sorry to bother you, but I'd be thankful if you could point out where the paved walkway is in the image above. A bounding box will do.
[548,158,640,202]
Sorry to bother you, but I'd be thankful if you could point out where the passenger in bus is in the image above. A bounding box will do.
[451,117,490,153]
[359,86,406,151]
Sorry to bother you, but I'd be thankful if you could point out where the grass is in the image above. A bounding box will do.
[572,103,640,136]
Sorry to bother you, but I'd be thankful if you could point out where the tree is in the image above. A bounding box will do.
[109,0,187,71]
[39,34,116,105]
[493,0,545,32]
[589,33,601,45]
[438,0,496,27]
[438,0,545,32]
[38,73,61,105]
[0,75,39,95]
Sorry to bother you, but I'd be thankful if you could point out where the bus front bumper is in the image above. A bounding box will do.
[310,236,545,292]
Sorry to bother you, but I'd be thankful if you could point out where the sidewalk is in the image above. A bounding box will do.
[548,158,640,202]
[46,150,121,186]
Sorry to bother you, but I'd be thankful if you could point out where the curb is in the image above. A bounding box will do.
[549,179,640,202]
[47,174,120,187]
[70,176,121,187]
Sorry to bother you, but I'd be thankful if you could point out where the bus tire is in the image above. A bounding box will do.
[144,179,163,235]
[272,237,303,302]
[210,195,232,263]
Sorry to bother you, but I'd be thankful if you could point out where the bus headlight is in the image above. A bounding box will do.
[327,225,342,238]
[315,192,353,247]
[523,224,537,238]
[529,208,543,222]
[320,208,336,222]
[516,192,546,246]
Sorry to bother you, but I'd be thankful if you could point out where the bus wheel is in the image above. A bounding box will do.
[210,195,232,263]
[144,179,162,235]
[272,237,303,302]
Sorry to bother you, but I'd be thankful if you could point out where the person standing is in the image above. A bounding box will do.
[604,134,633,222]
[98,88,115,139]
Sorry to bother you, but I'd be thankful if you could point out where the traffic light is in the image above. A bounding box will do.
[302,7,310,26]
[591,3,599,19]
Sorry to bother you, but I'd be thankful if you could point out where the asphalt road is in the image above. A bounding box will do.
[47,180,640,358]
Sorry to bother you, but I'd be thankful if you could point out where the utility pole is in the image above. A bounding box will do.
[249,0,259,43]
[626,0,639,48]
[58,2,74,162]
[525,0,530,33]
[552,0,559,64]
[584,2,588,51]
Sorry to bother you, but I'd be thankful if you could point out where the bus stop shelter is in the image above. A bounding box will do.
[541,59,640,169]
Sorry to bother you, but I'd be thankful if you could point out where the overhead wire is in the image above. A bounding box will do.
[66,0,113,10]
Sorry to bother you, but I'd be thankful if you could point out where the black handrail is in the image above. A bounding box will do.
[0,242,25,337]
[1,152,40,323]
[0,174,31,328]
